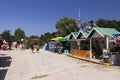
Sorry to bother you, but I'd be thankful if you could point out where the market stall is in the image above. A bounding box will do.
[70,31,90,58]
[87,27,119,62]
[109,32,120,65]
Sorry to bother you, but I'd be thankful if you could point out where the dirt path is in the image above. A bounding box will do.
[0,49,120,80]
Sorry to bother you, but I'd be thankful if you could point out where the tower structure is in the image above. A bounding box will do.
[77,7,82,30]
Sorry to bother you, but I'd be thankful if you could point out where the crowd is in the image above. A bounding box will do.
[0,39,40,53]
[0,39,25,50]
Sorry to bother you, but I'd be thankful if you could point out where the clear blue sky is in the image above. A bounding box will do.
[0,0,120,36]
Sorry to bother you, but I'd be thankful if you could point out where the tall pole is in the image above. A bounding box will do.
[78,40,80,54]
[106,36,109,49]
[90,38,92,59]
[77,7,81,30]
[70,41,72,54]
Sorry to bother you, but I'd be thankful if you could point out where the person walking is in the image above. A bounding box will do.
[34,42,40,53]
[30,42,34,53]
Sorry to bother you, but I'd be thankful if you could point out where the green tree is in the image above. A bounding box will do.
[29,35,39,39]
[96,18,108,27]
[11,35,15,42]
[55,17,77,36]
[23,38,29,49]
[40,32,51,43]
[39,34,46,46]
[96,18,120,31]
[14,28,25,40]
[2,30,12,42]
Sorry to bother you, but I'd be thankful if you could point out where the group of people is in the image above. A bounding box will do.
[30,42,40,53]
[44,42,63,54]
[0,39,25,50]
[0,40,11,50]
[14,40,25,50]
[0,38,40,53]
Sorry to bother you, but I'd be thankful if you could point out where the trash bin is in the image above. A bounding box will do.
[64,50,66,53]
[66,50,69,53]
[64,49,69,54]
[105,63,110,68]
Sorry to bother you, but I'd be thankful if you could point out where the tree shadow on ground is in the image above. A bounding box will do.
[0,69,8,80]
[0,56,12,80]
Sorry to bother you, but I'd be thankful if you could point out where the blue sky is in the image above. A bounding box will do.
[0,0,120,36]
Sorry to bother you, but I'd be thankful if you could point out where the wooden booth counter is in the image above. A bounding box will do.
[71,50,90,58]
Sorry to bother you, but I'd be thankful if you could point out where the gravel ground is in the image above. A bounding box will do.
[0,49,120,80]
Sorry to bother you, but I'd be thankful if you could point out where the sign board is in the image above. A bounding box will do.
[103,49,110,63]
[103,49,110,58]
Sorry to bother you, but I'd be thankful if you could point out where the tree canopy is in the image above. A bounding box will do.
[55,17,77,36]
[14,28,25,40]
[96,18,120,31]
[2,30,12,42]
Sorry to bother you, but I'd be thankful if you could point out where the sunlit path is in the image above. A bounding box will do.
[0,49,120,80]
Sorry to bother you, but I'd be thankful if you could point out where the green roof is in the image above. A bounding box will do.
[77,30,90,39]
[69,32,78,39]
[81,30,90,38]
[67,27,119,40]
[71,32,78,38]
[96,27,119,36]
[64,34,70,40]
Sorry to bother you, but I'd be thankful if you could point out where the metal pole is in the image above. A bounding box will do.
[78,40,80,54]
[70,41,72,54]
[106,36,109,49]
[90,38,92,59]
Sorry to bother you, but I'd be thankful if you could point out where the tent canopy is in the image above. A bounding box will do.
[111,32,120,40]
[51,37,64,41]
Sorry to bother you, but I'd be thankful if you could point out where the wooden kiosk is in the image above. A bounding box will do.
[70,31,90,59]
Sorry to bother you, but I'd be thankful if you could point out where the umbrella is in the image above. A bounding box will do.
[56,37,64,40]
[60,37,69,42]
[51,38,59,41]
